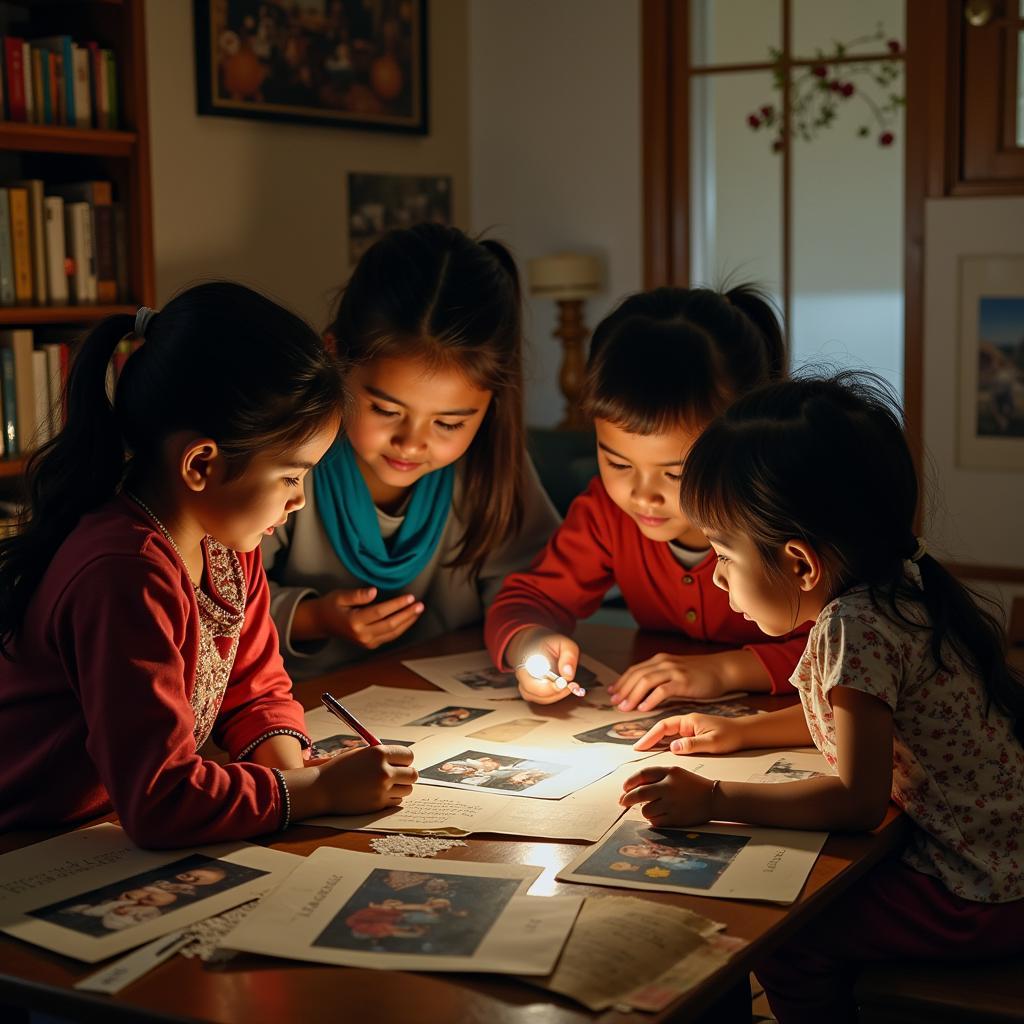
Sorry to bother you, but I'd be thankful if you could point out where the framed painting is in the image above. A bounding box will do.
[194,0,428,134]
[957,255,1024,470]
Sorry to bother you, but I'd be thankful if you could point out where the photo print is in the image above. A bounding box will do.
[746,757,827,784]
[406,706,494,728]
[418,749,567,794]
[28,855,269,938]
[312,868,521,956]
[311,732,418,757]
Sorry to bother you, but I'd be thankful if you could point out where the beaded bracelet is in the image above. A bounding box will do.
[270,768,292,832]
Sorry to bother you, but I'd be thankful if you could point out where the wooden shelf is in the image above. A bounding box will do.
[0,457,27,479]
[0,305,135,326]
[0,122,137,158]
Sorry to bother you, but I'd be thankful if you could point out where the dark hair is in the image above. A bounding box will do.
[0,281,345,656]
[581,283,786,434]
[327,223,525,579]
[679,371,1024,742]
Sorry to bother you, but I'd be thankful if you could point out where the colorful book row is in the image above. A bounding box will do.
[0,180,128,307]
[1,35,119,130]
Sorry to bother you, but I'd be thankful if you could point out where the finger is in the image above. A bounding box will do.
[608,654,666,697]
[516,671,571,705]
[387,783,415,798]
[619,781,665,809]
[551,638,580,681]
[364,604,425,643]
[641,798,671,824]
[632,717,682,751]
[637,683,673,712]
[388,766,419,787]
[616,672,672,711]
[333,586,378,608]
[670,731,718,755]
[378,744,415,766]
[352,593,421,626]
[621,765,670,793]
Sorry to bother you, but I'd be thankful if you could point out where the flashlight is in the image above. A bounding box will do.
[523,653,586,697]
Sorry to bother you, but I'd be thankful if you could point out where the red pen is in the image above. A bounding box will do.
[321,692,381,747]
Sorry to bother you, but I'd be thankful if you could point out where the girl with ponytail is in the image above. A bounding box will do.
[487,283,810,706]
[622,372,1024,1023]
[0,282,417,847]
[263,224,559,678]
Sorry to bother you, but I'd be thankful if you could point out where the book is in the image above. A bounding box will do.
[71,44,90,129]
[31,46,45,124]
[0,347,17,455]
[87,42,106,129]
[31,348,50,447]
[4,37,26,122]
[8,188,33,305]
[63,201,95,304]
[21,41,34,125]
[35,37,74,127]
[105,50,118,129]
[53,183,114,303]
[13,180,47,306]
[43,196,68,305]
[112,201,128,301]
[42,342,67,434]
[0,329,35,454]
[0,189,14,306]
[47,49,60,125]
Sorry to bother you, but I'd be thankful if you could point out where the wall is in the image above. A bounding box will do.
[468,0,643,428]
[145,0,469,328]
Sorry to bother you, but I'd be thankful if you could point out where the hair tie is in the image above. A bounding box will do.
[910,537,927,563]
[135,306,156,339]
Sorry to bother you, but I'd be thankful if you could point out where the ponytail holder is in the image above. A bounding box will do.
[910,537,927,563]
[134,306,156,339]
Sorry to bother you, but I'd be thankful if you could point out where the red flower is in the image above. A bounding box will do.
[812,65,827,78]
[879,131,894,146]
[748,113,761,128]
[887,39,901,54]
[840,82,854,98]
[830,80,842,92]
[760,104,774,117]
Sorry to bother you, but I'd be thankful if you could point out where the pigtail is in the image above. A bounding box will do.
[725,283,787,380]
[0,313,133,655]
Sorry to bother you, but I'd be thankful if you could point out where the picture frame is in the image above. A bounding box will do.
[957,255,1024,470]
[194,0,429,134]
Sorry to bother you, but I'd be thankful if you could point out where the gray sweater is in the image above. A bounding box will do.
[262,458,560,678]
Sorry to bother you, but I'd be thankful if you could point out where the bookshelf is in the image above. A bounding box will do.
[0,0,153,492]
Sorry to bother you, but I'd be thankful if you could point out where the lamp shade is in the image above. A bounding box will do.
[527,252,603,300]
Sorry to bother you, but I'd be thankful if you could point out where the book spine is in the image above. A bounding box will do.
[8,188,33,305]
[47,50,59,125]
[87,42,104,129]
[0,188,14,306]
[63,202,88,304]
[91,182,115,303]
[4,330,36,452]
[16,181,47,305]
[112,201,128,302]
[72,45,90,129]
[105,50,118,129]
[43,196,68,305]
[0,36,6,121]
[4,38,25,122]
[80,204,96,301]
[53,50,66,125]
[31,46,46,124]
[43,342,66,435]
[62,38,75,125]
[31,348,50,446]
[0,348,17,455]
[21,41,33,125]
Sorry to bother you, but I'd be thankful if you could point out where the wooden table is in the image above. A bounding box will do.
[0,624,909,1024]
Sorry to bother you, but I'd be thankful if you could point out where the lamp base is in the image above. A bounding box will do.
[554,298,591,430]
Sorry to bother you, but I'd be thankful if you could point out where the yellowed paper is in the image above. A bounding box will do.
[225,848,582,974]
[0,824,300,963]
[524,894,727,1011]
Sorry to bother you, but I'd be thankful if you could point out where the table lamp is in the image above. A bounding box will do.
[528,252,604,430]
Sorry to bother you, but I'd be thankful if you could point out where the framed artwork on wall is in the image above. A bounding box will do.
[957,255,1024,470]
[194,0,428,134]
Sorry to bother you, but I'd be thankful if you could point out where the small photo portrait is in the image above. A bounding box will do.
[405,706,494,728]
[418,749,568,794]
[311,732,416,757]
[747,758,826,784]
[573,713,671,746]
[28,855,269,938]
[453,667,519,693]
[312,868,521,956]
[575,820,748,891]
[664,700,754,719]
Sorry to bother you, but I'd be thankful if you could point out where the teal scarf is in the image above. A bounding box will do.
[312,437,455,591]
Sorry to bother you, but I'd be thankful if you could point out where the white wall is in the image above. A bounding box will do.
[923,196,1024,579]
[468,0,643,428]
[145,0,469,328]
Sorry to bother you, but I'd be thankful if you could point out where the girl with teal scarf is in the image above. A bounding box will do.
[262,224,560,673]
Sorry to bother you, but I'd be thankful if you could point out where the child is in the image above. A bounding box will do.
[263,223,559,678]
[486,285,809,706]
[0,283,417,848]
[623,374,1024,1023]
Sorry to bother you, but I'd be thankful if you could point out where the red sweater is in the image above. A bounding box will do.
[486,477,809,693]
[0,495,309,847]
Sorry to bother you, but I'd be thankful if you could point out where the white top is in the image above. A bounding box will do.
[262,458,560,679]
[792,581,1024,903]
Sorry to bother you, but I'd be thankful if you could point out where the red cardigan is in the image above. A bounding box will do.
[0,495,309,847]
[486,477,809,693]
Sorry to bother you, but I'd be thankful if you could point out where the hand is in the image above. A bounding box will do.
[314,587,424,650]
[607,653,729,711]
[508,628,580,705]
[619,765,716,827]
[632,713,748,755]
[313,744,418,815]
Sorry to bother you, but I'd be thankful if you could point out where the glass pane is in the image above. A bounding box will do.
[690,72,782,303]
[791,101,905,399]
[792,0,904,61]
[690,0,780,68]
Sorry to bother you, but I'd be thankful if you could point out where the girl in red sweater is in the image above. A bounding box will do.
[485,285,809,707]
[0,282,416,847]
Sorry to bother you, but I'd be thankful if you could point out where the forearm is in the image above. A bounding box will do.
[281,765,326,821]
[710,649,772,692]
[735,702,813,749]
[712,775,889,832]
[290,595,326,642]
[247,734,306,770]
